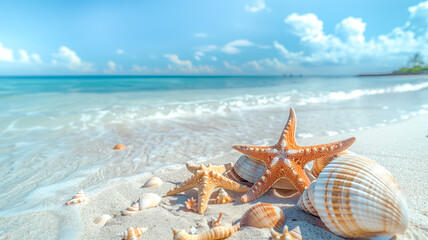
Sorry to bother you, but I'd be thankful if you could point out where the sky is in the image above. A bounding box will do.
[0,0,427,75]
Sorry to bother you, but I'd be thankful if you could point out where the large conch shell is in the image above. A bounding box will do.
[297,152,409,238]
[231,155,315,190]
[172,224,240,240]
[240,203,285,231]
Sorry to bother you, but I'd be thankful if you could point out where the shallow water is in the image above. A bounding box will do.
[0,75,427,217]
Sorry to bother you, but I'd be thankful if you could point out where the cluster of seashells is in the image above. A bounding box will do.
[232,150,409,239]
[65,177,164,239]
[64,109,410,240]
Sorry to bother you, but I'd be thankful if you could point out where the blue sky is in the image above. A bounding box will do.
[0,0,427,75]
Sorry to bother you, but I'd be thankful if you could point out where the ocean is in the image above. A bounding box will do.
[0,75,427,218]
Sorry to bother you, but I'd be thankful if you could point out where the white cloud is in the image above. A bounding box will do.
[164,54,193,69]
[0,43,13,62]
[221,39,254,54]
[224,61,242,72]
[52,46,95,72]
[116,49,124,54]
[104,60,117,73]
[211,56,217,61]
[194,51,205,61]
[31,54,42,63]
[132,64,147,73]
[19,50,30,63]
[276,3,428,68]
[245,0,266,13]
[194,33,207,38]
[245,60,264,71]
[164,54,216,73]
[196,45,218,52]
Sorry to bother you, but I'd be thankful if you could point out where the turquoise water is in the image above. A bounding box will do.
[0,75,427,217]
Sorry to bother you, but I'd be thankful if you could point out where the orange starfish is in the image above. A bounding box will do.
[166,163,249,214]
[233,108,356,202]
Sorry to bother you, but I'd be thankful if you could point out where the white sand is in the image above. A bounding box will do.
[1,115,427,240]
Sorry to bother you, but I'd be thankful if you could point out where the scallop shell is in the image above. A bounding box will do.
[94,214,112,226]
[297,152,409,238]
[240,203,285,231]
[142,177,163,188]
[212,188,233,204]
[118,227,147,240]
[233,155,315,190]
[270,226,302,240]
[65,190,88,205]
[185,197,197,212]
[121,201,140,216]
[139,193,161,210]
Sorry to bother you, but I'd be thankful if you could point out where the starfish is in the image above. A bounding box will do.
[166,162,249,214]
[233,108,356,202]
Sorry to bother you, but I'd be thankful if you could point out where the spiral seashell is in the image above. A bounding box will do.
[172,224,240,240]
[240,203,285,231]
[297,152,409,238]
[212,188,233,204]
[94,214,112,226]
[139,193,161,210]
[121,201,140,216]
[185,197,197,212]
[65,190,88,205]
[270,226,302,240]
[233,155,315,190]
[142,176,163,188]
[118,227,147,240]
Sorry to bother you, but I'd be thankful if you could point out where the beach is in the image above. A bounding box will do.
[1,111,427,239]
[0,75,428,239]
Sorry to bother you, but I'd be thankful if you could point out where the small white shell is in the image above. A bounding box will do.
[142,177,163,188]
[94,214,112,226]
[139,193,161,210]
[65,190,88,205]
[240,203,284,231]
[233,155,315,190]
[298,152,409,238]
[121,201,140,216]
[118,227,147,240]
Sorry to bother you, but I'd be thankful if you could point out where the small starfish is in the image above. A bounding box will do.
[166,162,249,214]
[233,108,356,202]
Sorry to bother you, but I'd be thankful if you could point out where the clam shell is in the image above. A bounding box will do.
[113,144,126,150]
[139,193,161,210]
[94,214,112,226]
[65,190,88,205]
[142,177,163,188]
[233,155,315,190]
[297,152,409,238]
[240,203,285,231]
[118,227,147,240]
[121,201,140,216]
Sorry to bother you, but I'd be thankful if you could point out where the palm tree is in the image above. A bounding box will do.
[408,53,425,67]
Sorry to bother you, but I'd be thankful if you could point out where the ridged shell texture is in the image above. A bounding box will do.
[298,152,409,238]
[240,203,285,231]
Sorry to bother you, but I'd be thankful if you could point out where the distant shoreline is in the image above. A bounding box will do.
[357,72,428,77]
